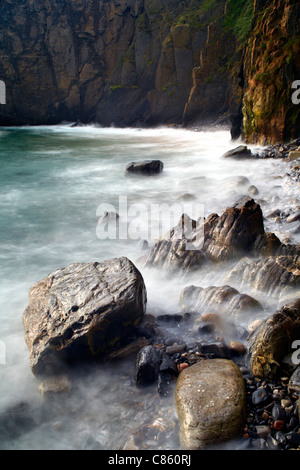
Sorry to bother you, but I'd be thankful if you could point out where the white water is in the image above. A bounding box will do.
[0,125,299,450]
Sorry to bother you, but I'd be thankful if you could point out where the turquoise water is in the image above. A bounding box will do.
[0,125,298,449]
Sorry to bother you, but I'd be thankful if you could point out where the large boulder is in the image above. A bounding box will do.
[175,359,246,449]
[246,300,300,380]
[23,257,147,376]
[179,285,262,320]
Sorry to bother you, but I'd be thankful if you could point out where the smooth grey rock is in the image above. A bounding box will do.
[23,257,147,376]
[175,359,246,449]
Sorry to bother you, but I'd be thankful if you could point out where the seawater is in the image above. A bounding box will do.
[0,125,299,450]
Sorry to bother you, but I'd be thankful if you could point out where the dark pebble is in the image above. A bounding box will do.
[272,403,286,422]
[286,431,300,448]
[252,388,270,406]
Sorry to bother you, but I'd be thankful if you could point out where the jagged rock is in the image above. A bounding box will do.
[143,198,266,272]
[246,300,300,380]
[225,255,300,302]
[222,145,253,159]
[143,239,207,273]
[179,285,262,320]
[202,198,265,261]
[175,359,246,449]
[23,257,147,376]
[125,160,164,175]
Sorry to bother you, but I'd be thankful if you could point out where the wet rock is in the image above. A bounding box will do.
[225,255,300,302]
[126,160,164,175]
[198,341,230,359]
[288,366,300,394]
[134,345,162,386]
[202,198,265,262]
[222,146,253,159]
[143,198,267,272]
[287,211,300,223]
[23,257,147,376]
[228,341,246,357]
[143,239,207,273]
[179,285,262,320]
[252,387,270,406]
[175,359,246,449]
[246,300,300,380]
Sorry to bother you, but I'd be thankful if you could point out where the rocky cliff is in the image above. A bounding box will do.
[0,0,299,143]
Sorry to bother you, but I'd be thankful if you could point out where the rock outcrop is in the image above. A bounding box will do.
[143,198,266,272]
[246,300,300,380]
[179,285,262,320]
[175,359,246,449]
[225,255,300,303]
[23,257,147,376]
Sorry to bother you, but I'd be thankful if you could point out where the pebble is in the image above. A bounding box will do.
[177,363,189,373]
[273,420,285,431]
[228,341,246,356]
[252,388,269,406]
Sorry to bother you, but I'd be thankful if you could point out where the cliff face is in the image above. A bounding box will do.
[241,0,300,144]
[0,0,299,143]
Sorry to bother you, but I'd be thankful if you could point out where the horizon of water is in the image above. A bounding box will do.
[0,124,299,450]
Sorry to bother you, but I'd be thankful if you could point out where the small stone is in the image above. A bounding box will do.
[228,341,246,356]
[281,399,291,409]
[262,411,270,421]
[272,403,286,422]
[255,425,270,439]
[252,388,269,406]
[273,420,285,431]
[177,363,189,373]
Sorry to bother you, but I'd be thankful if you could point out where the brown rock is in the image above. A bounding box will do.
[175,359,246,449]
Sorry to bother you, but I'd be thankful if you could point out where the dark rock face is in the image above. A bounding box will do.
[23,257,147,376]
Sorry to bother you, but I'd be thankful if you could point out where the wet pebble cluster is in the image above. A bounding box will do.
[238,370,300,450]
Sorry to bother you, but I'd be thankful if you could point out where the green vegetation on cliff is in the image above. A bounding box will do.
[224,0,255,44]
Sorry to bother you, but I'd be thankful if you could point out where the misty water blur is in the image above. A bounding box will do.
[0,125,299,449]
